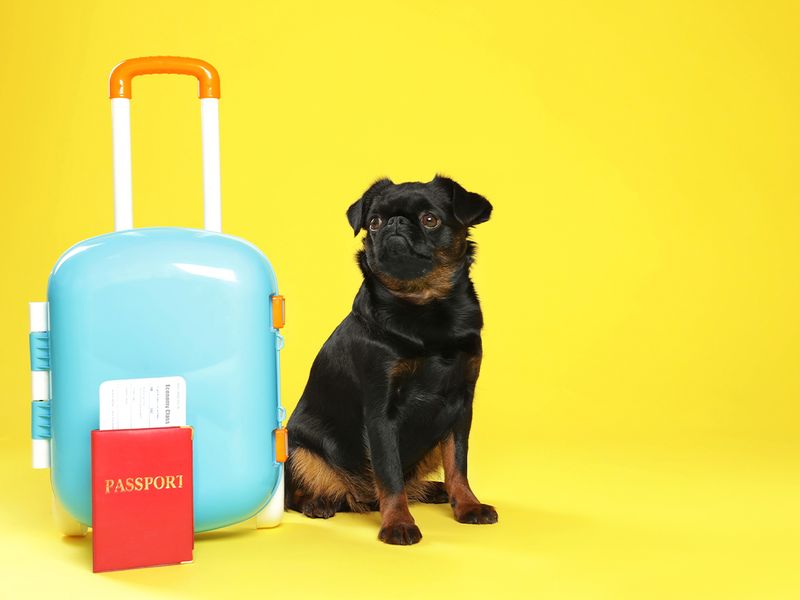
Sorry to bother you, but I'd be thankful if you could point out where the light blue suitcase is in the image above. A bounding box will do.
[28,57,286,535]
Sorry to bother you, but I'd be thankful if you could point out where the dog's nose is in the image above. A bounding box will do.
[386,216,410,230]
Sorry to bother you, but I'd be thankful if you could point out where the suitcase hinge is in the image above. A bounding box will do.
[29,331,50,371]
[31,400,52,440]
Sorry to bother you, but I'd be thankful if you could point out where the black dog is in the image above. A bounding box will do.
[286,175,497,545]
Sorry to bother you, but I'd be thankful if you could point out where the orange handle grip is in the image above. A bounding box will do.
[109,56,220,99]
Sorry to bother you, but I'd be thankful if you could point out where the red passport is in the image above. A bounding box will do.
[91,427,194,572]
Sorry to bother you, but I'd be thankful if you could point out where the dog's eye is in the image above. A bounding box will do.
[420,213,440,229]
[368,216,383,231]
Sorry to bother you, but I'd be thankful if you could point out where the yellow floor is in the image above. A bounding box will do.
[2,429,797,599]
[1,1,798,598]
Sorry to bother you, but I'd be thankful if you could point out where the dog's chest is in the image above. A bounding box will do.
[390,352,477,425]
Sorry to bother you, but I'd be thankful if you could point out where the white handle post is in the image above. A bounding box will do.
[110,97,222,232]
[112,98,133,231]
[201,98,222,232]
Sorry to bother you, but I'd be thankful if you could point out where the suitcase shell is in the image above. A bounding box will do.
[49,228,282,531]
[29,57,286,533]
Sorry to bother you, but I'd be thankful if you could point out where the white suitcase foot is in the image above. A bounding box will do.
[52,493,87,537]
[255,466,284,529]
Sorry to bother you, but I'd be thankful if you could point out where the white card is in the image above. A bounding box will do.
[99,376,186,430]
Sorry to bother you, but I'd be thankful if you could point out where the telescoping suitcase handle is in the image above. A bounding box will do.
[109,57,222,232]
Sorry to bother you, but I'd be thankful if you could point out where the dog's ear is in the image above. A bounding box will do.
[433,175,492,227]
[346,178,393,235]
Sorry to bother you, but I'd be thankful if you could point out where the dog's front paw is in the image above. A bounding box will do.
[378,522,423,545]
[454,503,498,525]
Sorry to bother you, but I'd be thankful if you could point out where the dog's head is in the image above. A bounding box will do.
[347,176,492,302]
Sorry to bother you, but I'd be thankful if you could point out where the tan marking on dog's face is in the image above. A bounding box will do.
[373,228,468,305]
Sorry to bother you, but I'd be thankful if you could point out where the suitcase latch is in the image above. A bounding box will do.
[271,295,285,329]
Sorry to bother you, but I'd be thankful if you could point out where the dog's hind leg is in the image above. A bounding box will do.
[412,481,450,504]
[331,497,379,512]
[285,448,362,519]
[298,496,339,519]
[404,446,448,504]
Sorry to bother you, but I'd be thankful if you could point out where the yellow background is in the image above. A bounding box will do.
[1,1,798,598]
